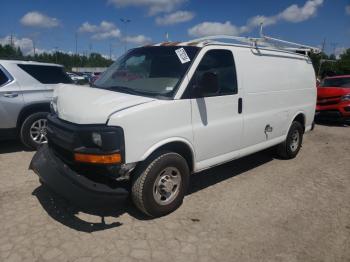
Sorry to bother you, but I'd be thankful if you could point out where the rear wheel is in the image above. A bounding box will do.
[131,151,190,217]
[20,112,49,150]
[276,121,304,159]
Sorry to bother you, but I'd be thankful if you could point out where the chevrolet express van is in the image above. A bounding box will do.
[31,36,317,217]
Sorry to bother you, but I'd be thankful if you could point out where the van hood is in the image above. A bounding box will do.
[54,84,155,124]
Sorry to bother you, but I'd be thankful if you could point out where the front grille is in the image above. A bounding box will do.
[46,115,77,164]
[317,96,341,106]
[49,141,74,163]
[316,110,342,118]
[46,114,125,182]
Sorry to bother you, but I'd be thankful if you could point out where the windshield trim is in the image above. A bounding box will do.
[172,46,202,100]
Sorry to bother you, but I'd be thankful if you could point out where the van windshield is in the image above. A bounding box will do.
[94,46,199,98]
[320,77,350,88]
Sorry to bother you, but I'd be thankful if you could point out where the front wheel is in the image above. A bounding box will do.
[276,121,304,159]
[131,151,190,217]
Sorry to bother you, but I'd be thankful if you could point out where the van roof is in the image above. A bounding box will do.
[152,34,319,58]
[0,59,63,67]
[152,40,308,58]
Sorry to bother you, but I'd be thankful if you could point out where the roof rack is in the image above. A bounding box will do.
[187,24,321,55]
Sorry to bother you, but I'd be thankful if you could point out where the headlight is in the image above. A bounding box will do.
[83,129,123,151]
[92,132,102,147]
[341,94,350,102]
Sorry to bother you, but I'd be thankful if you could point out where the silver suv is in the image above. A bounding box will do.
[0,60,72,149]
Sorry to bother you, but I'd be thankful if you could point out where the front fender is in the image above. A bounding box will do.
[140,137,196,162]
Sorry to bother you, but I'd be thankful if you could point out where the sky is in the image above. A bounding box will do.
[0,0,349,59]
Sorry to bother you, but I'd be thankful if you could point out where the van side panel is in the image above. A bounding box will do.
[234,48,316,149]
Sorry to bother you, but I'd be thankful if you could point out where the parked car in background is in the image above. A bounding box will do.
[89,72,102,85]
[67,72,86,84]
[81,72,92,81]
[0,60,73,149]
[31,37,316,217]
[316,75,350,123]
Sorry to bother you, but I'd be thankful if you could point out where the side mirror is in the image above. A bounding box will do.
[192,72,219,97]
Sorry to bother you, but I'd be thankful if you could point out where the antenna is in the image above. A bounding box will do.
[120,18,131,52]
[10,33,14,48]
[259,22,264,38]
[32,38,36,56]
[321,38,326,53]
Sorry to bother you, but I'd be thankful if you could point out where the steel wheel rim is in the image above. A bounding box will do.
[153,167,182,206]
[30,119,48,144]
[290,130,300,152]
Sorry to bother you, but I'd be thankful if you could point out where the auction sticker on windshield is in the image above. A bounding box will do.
[175,48,191,64]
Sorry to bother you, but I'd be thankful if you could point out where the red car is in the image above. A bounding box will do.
[316,75,350,123]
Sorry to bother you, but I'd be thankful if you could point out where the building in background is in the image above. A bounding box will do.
[72,67,107,73]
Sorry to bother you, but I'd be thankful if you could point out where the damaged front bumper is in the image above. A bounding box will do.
[30,145,129,206]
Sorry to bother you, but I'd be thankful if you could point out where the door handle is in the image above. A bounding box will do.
[3,93,18,98]
[238,97,243,114]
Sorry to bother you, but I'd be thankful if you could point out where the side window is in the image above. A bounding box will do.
[189,49,238,98]
[0,68,9,86]
[17,64,72,84]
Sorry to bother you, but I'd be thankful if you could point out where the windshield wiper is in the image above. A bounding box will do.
[95,85,171,99]
[109,86,143,95]
[103,85,160,97]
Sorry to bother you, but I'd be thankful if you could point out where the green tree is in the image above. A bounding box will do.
[0,44,114,71]
[310,48,350,78]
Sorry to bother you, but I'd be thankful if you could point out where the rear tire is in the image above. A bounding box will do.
[131,151,190,217]
[20,112,49,150]
[276,121,304,159]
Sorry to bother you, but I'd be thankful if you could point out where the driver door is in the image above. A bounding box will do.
[189,49,243,168]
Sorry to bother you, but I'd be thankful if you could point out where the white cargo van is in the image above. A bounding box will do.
[31,35,317,217]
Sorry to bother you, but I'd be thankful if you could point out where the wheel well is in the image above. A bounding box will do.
[293,113,306,132]
[153,142,194,172]
[17,103,50,130]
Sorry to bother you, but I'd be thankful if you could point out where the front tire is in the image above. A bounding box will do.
[20,112,49,150]
[131,151,190,217]
[276,121,304,159]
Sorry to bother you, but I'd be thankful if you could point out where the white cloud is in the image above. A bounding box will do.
[188,0,324,37]
[78,21,121,40]
[188,21,239,37]
[78,22,98,33]
[239,15,278,33]
[20,11,60,28]
[91,30,121,40]
[346,5,350,15]
[108,0,187,15]
[123,35,152,45]
[156,10,194,25]
[0,35,53,55]
[0,36,34,55]
[278,0,324,23]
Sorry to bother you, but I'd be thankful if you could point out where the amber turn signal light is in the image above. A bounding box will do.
[74,153,121,164]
